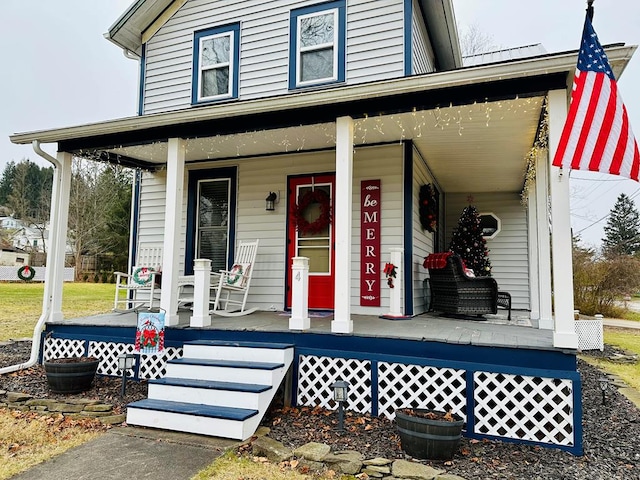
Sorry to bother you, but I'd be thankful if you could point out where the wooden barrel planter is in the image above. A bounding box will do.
[44,357,99,394]
[395,408,464,460]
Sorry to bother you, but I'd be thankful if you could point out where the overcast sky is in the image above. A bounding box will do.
[2,0,639,248]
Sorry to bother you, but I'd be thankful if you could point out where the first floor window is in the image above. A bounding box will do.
[192,24,240,103]
[185,167,237,275]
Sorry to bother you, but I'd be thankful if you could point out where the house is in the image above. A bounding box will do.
[0,216,47,252]
[8,0,638,454]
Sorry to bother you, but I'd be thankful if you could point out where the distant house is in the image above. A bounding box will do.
[0,216,47,252]
[8,0,638,453]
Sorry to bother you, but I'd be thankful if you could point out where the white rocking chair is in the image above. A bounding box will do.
[113,247,162,312]
[211,240,259,317]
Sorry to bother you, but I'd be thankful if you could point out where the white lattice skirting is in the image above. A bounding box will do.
[575,319,604,351]
[44,337,182,379]
[297,354,575,448]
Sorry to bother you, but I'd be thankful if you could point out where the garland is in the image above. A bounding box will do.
[292,189,332,235]
[132,266,155,285]
[419,184,438,233]
[17,265,35,281]
[383,263,397,288]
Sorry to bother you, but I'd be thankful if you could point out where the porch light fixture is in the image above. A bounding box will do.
[331,380,349,432]
[598,376,609,405]
[265,191,278,211]
[118,353,136,397]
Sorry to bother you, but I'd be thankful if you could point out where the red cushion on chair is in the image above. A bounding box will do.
[423,252,452,269]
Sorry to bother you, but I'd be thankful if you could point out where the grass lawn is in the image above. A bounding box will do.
[581,328,640,391]
[0,283,113,341]
[0,410,106,480]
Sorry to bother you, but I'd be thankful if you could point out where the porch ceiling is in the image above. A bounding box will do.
[104,95,544,194]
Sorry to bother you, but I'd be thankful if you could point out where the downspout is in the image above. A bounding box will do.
[0,141,61,374]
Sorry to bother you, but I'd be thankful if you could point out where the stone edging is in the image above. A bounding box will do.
[250,431,468,480]
[0,390,126,425]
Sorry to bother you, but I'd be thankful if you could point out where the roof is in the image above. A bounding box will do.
[463,44,548,67]
[105,0,463,69]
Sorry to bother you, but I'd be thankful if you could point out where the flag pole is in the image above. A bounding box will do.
[586,0,594,21]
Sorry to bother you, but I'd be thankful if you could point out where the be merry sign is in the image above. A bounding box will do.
[360,179,381,306]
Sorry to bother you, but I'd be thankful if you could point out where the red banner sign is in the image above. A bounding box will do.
[360,179,381,306]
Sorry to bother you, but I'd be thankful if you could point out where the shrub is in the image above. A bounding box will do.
[573,242,640,316]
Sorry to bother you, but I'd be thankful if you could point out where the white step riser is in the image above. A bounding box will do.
[165,364,282,385]
[183,345,293,364]
[148,384,272,411]
[126,407,252,440]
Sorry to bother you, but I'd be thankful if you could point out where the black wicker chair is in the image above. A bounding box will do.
[425,253,499,317]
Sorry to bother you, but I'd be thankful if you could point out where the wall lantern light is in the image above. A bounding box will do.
[331,380,349,432]
[265,191,278,211]
[118,353,136,397]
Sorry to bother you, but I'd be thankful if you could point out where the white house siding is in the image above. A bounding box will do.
[444,193,530,310]
[351,144,404,315]
[142,0,408,114]
[136,171,167,254]
[412,146,437,313]
[411,0,435,75]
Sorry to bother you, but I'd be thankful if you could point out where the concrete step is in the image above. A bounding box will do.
[148,377,272,410]
[182,340,294,364]
[165,357,285,384]
[126,398,258,440]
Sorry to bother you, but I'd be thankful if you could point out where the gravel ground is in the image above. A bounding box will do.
[1,340,639,479]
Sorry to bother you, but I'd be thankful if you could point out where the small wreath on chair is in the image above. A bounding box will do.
[17,265,36,281]
[226,264,244,285]
[132,266,155,285]
[419,183,439,233]
[292,189,332,235]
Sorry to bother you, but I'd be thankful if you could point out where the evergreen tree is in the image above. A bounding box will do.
[602,193,640,256]
[448,204,492,276]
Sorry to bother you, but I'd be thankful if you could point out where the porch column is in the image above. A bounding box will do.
[332,116,354,334]
[160,137,186,326]
[49,151,73,322]
[526,183,540,321]
[548,89,578,349]
[534,149,553,329]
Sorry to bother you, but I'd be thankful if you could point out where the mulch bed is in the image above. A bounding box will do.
[2,340,640,479]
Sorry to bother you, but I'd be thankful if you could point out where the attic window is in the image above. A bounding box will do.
[192,24,240,104]
[290,1,345,89]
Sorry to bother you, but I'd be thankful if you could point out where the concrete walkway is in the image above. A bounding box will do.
[11,426,238,480]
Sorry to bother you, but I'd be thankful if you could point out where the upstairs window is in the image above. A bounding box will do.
[290,1,345,89]
[192,24,240,104]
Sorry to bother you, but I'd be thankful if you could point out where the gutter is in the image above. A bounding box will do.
[0,142,61,374]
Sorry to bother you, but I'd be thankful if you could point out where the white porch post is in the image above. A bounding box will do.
[160,137,186,326]
[535,149,554,329]
[548,89,578,349]
[527,183,540,321]
[48,152,72,322]
[290,257,310,330]
[387,247,404,317]
[332,116,354,334]
[190,259,212,327]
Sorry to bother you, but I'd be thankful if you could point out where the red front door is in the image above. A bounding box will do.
[287,174,336,309]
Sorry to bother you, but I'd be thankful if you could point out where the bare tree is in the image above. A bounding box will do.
[459,23,498,57]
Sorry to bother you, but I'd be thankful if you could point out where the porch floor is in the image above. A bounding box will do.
[53,309,559,351]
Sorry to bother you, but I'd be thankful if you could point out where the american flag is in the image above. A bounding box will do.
[552,15,640,181]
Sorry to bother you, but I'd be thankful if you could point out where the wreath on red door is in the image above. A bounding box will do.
[292,189,332,235]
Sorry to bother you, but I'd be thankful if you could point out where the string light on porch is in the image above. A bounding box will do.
[521,97,550,206]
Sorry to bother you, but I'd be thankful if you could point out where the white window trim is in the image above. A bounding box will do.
[296,8,339,87]
[197,31,234,102]
[479,212,501,240]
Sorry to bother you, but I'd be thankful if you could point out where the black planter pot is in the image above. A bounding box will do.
[44,357,99,394]
[395,409,464,460]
